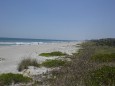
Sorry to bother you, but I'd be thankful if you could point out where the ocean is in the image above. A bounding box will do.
[0,37,73,46]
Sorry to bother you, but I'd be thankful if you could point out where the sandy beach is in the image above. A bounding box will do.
[0,42,80,75]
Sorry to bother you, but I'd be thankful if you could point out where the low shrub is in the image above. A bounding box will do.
[41,59,66,67]
[39,51,67,57]
[86,66,115,86]
[91,38,115,46]
[0,73,32,85]
[91,53,115,62]
[48,39,115,86]
[18,58,40,71]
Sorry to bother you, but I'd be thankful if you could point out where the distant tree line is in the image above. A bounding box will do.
[91,38,115,46]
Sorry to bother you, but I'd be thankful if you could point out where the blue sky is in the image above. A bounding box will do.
[0,0,115,40]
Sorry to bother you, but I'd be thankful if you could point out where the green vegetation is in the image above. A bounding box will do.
[46,38,115,86]
[91,38,115,46]
[95,46,115,54]
[41,59,66,67]
[39,51,67,57]
[12,38,115,86]
[86,66,115,86]
[91,53,115,62]
[0,73,32,85]
[18,58,40,71]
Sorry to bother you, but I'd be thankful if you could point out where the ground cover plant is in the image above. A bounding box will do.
[0,73,32,85]
[86,66,115,86]
[39,51,67,57]
[91,53,115,62]
[41,59,66,67]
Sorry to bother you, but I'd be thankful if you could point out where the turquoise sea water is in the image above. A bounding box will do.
[0,37,74,46]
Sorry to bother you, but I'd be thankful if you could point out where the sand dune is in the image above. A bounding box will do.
[0,42,80,75]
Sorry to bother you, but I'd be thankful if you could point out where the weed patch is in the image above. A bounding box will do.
[39,51,67,57]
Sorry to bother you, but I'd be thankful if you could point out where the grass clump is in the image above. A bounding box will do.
[39,51,67,57]
[42,59,66,67]
[86,66,115,86]
[91,53,115,62]
[0,73,32,85]
[18,58,39,71]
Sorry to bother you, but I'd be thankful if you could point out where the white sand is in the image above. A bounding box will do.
[0,42,80,75]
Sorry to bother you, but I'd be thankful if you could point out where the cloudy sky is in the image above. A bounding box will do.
[0,0,115,40]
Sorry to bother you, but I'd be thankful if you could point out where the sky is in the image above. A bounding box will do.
[0,0,115,40]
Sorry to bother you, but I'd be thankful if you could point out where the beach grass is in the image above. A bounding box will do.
[39,51,67,57]
[18,58,40,71]
[41,59,66,67]
[0,73,32,85]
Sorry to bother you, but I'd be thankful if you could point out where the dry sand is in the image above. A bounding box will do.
[0,42,80,75]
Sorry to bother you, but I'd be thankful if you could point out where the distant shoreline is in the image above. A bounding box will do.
[0,37,78,46]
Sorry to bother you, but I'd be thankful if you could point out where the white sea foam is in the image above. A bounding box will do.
[0,42,44,46]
